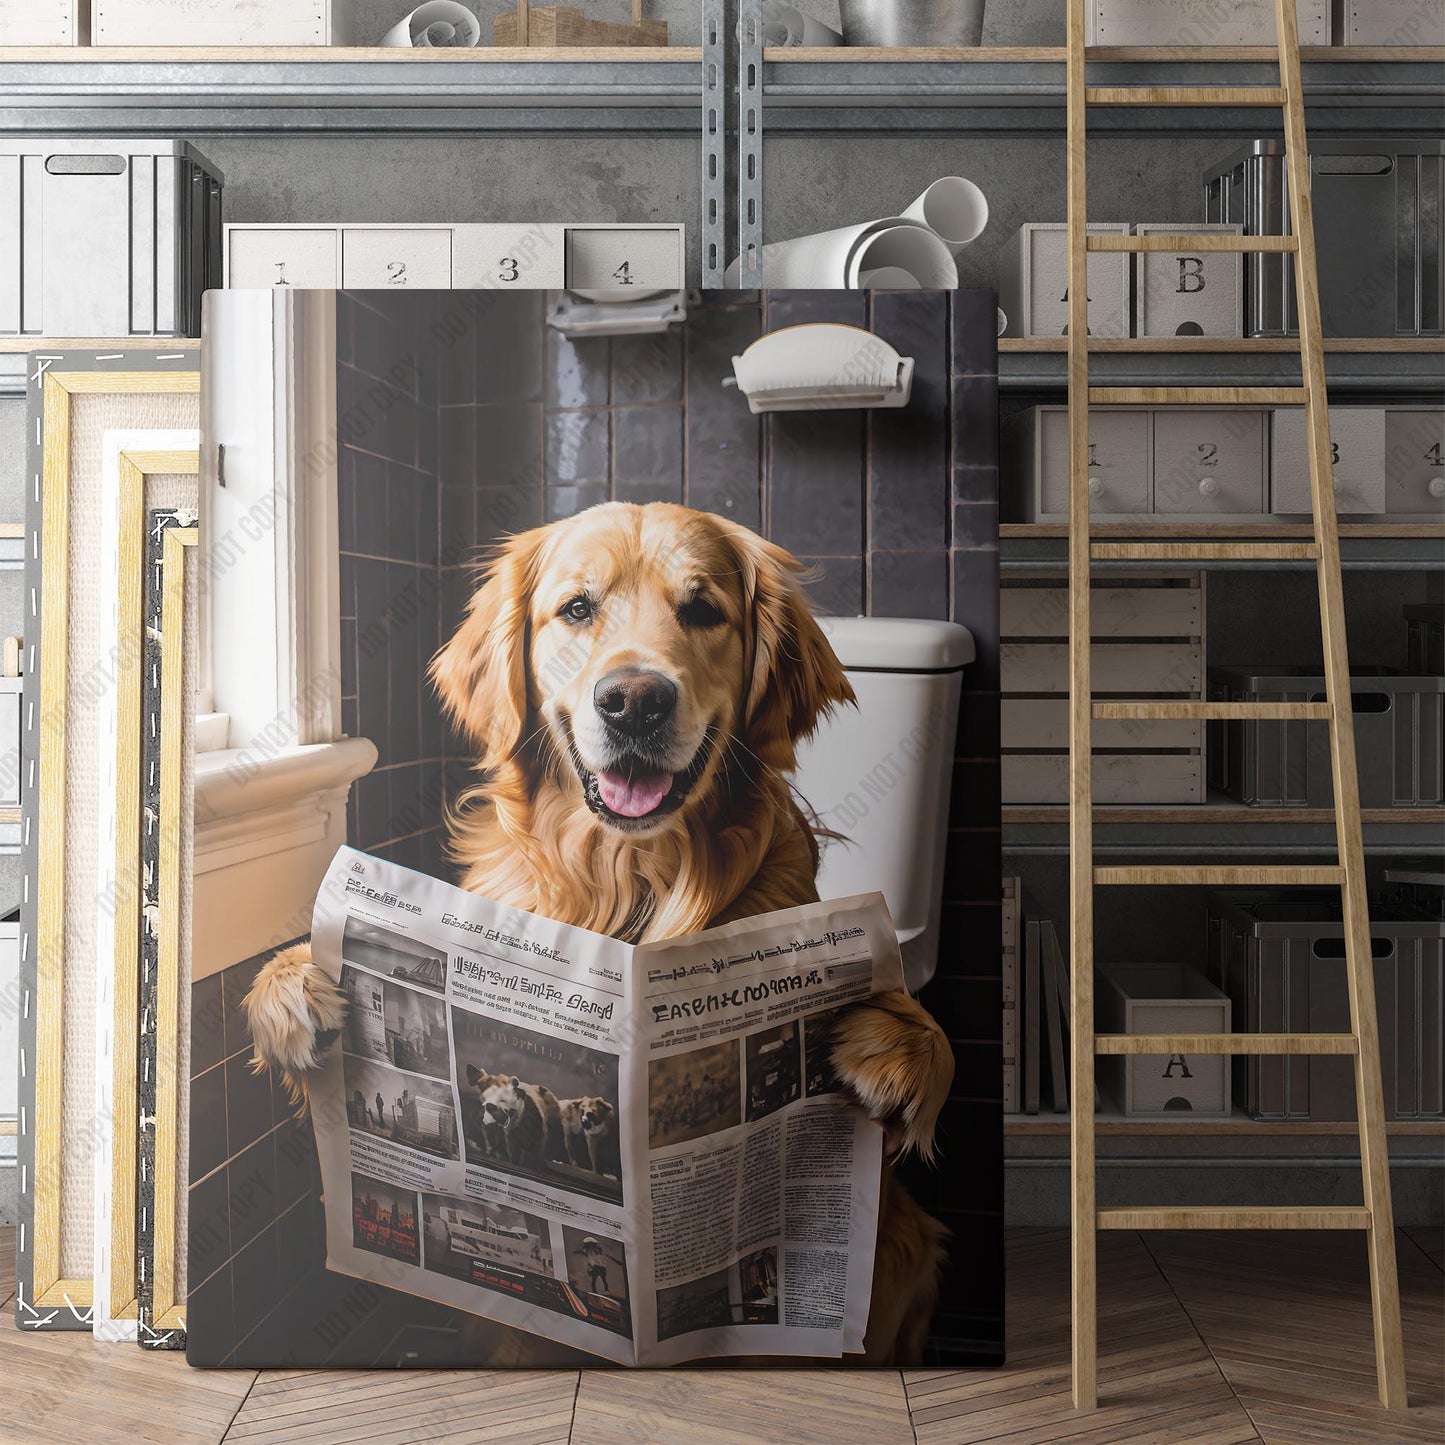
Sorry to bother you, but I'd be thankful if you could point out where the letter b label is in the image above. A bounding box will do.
[1176,257,1206,295]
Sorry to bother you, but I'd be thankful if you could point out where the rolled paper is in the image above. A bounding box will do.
[857,267,922,288]
[725,218,958,290]
[760,1,845,46]
[997,307,1008,336]
[901,176,990,254]
[382,0,482,47]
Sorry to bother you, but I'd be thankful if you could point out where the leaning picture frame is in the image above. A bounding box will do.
[92,439,200,1343]
[15,352,200,1331]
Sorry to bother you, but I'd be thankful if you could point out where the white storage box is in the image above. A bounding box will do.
[1384,407,1445,515]
[93,0,353,44]
[1088,0,1329,45]
[0,0,85,43]
[0,673,20,810]
[998,223,1130,339]
[1134,223,1244,339]
[1005,406,1149,521]
[225,223,685,292]
[1271,406,1387,514]
[1098,966,1232,1119]
[1152,408,1268,516]
[1332,0,1445,44]
[1,139,223,338]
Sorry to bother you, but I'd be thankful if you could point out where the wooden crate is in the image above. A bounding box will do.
[494,1,667,46]
[1001,575,1206,806]
[93,0,353,44]
[1097,965,1232,1119]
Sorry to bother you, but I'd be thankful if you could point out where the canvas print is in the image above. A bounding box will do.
[186,286,1003,1369]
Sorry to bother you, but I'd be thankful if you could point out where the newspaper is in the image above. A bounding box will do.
[307,846,903,1366]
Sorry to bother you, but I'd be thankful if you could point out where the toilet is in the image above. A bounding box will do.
[789,616,976,992]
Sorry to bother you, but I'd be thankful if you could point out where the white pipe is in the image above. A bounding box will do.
[900,176,989,255]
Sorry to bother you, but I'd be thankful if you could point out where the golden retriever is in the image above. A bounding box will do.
[245,501,954,1365]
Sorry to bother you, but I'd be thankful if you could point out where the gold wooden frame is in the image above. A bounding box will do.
[152,525,198,1333]
[31,369,199,1312]
[106,451,200,1326]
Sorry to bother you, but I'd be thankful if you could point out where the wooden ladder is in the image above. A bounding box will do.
[1064,0,1407,1412]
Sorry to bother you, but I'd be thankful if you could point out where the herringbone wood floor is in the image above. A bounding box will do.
[2,1225,1440,1444]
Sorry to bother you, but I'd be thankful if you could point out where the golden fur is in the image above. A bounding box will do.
[244,501,955,1365]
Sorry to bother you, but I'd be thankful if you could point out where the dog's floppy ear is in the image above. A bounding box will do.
[430,530,545,764]
[723,522,855,772]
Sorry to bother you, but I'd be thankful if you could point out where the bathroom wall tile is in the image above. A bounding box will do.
[870,550,949,621]
[477,290,545,404]
[952,374,1000,473]
[767,411,864,558]
[188,1163,233,1285]
[352,450,389,558]
[231,1225,281,1347]
[942,827,1003,905]
[545,410,610,489]
[227,1133,279,1255]
[951,288,1000,376]
[189,1064,228,1183]
[354,557,393,765]
[437,405,475,491]
[614,406,684,504]
[957,689,1001,760]
[352,758,389,851]
[476,483,542,543]
[276,1198,322,1294]
[546,483,609,522]
[336,293,355,368]
[952,550,1000,691]
[273,1118,318,1216]
[546,329,610,410]
[225,1049,275,1158]
[440,484,476,561]
[952,496,999,551]
[190,972,225,1077]
[951,758,1002,823]
[337,449,357,556]
[476,400,544,492]
[612,331,684,406]
[183,1259,233,1366]
[221,953,268,1061]
[386,463,418,563]
[685,302,763,528]
[763,292,868,330]
[387,563,423,763]
[793,555,864,617]
[869,292,949,552]
[416,478,439,568]
[951,1039,1004,1101]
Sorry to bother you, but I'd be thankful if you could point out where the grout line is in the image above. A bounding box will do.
[1135,1229,1267,1444]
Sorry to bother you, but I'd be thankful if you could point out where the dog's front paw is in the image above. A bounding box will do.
[241,942,346,1104]
[829,990,954,1162]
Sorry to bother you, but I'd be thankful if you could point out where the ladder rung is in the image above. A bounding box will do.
[1086,86,1287,107]
[1087,234,1297,253]
[1095,1033,1358,1057]
[1093,701,1332,721]
[1097,1207,1371,1232]
[1094,866,1345,886]
[1091,542,1321,562]
[1088,386,1310,405]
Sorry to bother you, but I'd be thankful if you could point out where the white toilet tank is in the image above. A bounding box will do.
[789,616,975,992]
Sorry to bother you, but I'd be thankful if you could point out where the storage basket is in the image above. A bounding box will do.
[1405,603,1445,676]
[1207,891,1444,1120]
[1209,665,1444,807]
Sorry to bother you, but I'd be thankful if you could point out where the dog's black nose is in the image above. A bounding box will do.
[594,669,677,738]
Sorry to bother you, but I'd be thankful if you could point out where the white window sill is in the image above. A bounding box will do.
[194,735,376,876]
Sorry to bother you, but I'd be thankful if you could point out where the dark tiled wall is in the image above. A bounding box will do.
[437,287,1004,1361]
[336,291,448,875]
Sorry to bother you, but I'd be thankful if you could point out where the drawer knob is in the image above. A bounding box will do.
[1429,476,1445,500]
[1088,474,1105,498]
[1197,476,1219,498]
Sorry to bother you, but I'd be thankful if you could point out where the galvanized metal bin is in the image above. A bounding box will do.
[1406,603,1445,675]
[0,139,223,338]
[1203,138,1444,338]
[1208,664,1445,807]
[1207,891,1444,1121]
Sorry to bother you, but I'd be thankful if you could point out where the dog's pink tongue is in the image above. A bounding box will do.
[597,769,673,818]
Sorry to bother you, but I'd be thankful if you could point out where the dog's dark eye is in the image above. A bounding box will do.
[677,596,724,629]
[560,596,594,625]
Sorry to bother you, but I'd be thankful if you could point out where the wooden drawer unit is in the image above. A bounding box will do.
[1001,575,1206,806]
[453,224,568,288]
[1271,407,1387,515]
[1151,408,1267,516]
[227,227,340,290]
[0,0,83,41]
[1384,407,1445,516]
[1008,406,1149,522]
[94,0,354,44]
[998,223,1131,339]
[1134,223,1244,339]
[341,228,453,289]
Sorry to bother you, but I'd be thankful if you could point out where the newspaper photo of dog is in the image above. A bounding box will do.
[451,1010,623,1205]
